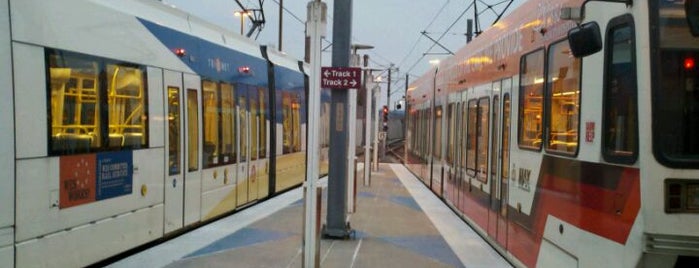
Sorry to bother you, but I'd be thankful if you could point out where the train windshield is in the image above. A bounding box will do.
[653,0,699,166]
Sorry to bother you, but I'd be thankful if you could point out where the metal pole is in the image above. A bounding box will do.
[324,0,353,239]
[384,65,393,153]
[347,75,357,214]
[373,85,380,171]
[467,19,473,43]
[279,0,283,50]
[240,14,244,35]
[404,74,409,164]
[364,72,372,186]
[387,65,393,111]
[304,2,325,267]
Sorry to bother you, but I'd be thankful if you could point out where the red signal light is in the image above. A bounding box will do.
[382,105,389,123]
[685,57,695,70]
[174,48,186,57]
[238,66,251,74]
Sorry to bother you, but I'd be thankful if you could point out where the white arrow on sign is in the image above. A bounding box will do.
[323,69,331,77]
[350,80,357,87]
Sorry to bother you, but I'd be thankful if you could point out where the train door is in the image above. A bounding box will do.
[488,81,501,240]
[236,85,251,205]
[444,100,458,206]
[430,100,444,195]
[164,70,185,233]
[248,87,263,201]
[183,74,202,226]
[458,95,468,212]
[498,79,512,248]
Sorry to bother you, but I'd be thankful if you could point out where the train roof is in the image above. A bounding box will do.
[95,0,266,59]
[90,0,306,77]
[407,0,585,105]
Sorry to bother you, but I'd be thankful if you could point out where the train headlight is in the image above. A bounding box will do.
[665,179,699,213]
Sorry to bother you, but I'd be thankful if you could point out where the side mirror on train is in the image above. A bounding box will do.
[567,22,602,58]
[687,0,699,37]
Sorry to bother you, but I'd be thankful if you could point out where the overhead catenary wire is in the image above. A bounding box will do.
[270,0,489,80]
[269,0,516,85]
[404,2,474,77]
[395,0,451,70]
[402,0,516,80]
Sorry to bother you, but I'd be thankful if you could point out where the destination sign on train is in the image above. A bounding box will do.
[321,67,361,89]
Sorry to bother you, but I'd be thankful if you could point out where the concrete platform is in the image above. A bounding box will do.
[109,164,512,268]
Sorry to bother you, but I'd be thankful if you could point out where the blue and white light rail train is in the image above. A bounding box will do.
[0,0,331,266]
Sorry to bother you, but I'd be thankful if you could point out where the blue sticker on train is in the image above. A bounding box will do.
[96,151,133,200]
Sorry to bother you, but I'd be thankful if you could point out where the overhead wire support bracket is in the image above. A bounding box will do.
[235,0,267,39]
[421,31,455,55]
[423,52,453,56]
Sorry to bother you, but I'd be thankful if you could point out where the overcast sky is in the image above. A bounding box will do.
[164,0,523,107]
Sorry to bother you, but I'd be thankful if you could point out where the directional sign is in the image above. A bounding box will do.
[321,67,361,89]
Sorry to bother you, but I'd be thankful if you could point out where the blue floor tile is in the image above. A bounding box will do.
[358,191,376,198]
[389,196,422,211]
[184,227,294,259]
[381,235,465,268]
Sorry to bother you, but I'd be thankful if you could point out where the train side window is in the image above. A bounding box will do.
[518,49,546,150]
[106,64,148,149]
[257,87,267,159]
[167,86,181,175]
[467,99,478,175]
[545,40,581,155]
[422,108,426,159]
[202,80,220,167]
[415,110,425,159]
[48,52,102,154]
[47,49,148,155]
[501,92,512,188]
[201,81,246,167]
[187,89,199,172]
[455,102,462,168]
[491,94,500,180]
[238,88,248,162]
[447,103,455,165]
[416,109,420,158]
[461,101,468,169]
[409,109,415,155]
[477,97,490,182]
[426,108,432,159]
[603,15,638,164]
[412,110,418,156]
[434,105,443,159]
[250,88,259,161]
[221,83,236,164]
[282,92,301,154]
[415,109,420,158]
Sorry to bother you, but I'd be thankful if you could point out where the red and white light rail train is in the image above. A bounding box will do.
[405,0,699,267]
